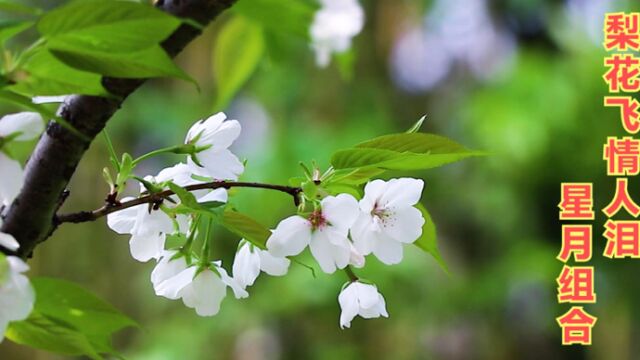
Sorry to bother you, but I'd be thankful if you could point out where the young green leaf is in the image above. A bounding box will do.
[233,0,318,39]
[329,167,385,185]
[0,20,34,46]
[0,89,87,139]
[0,0,42,16]
[414,204,449,274]
[331,133,482,170]
[221,210,271,249]
[406,115,426,133]
[48,45,192,81]
[213,16,265,110]
[166,182,224,217]
[9,50,106,96]
[37,0,181,53]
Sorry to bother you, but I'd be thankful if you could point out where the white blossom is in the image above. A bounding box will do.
[185,112,244,181]
[151,250,189,296]
[154,162,228,204]
[310,0,364,67]
[0,112,44,142]
[154,261,248,316]
[0,112,44,207]
[232,240,290,289]
[0,153,23,208]
[338,281,388,329]
[0,255,35,341]
[0,218,19,252]
[351,178,425,265]
[266,194,359,274]
[107,197,175,262]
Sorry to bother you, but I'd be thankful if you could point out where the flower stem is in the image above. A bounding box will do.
[344,266,359,282]
[131,145,183,166]
[201,217,213,263]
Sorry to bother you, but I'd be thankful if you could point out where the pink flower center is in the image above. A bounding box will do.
[308,210,327,230]
[371,202,392,229]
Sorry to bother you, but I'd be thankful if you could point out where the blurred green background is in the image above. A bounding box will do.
[2,0,639,359]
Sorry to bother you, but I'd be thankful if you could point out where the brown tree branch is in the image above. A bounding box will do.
[54,181,302,225]
[0,0,237,258]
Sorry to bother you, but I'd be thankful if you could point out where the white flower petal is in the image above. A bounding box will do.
[131,206,174,236]
[154,163,196,186]
[350,212,375,255]
[371,235,404,265]
[379,178,424,208]
[6,256,29,274]
[0,153,24,207]
[180,269,227,316]
[310,0,364,67]
[189,148,244,181]
[321,193,359,230]
[155,266,197,300]
[309,229,350,274]
[384,206,424,244]
[217,265,248,299]
[0,232,19,252]
[106,198,138,234]
[359,179,387,213]
[197,188,228,203]
[151,250,188,291]
[0,257,35,326]
[353,282,379,309]
[202,119,241,152]
[348,243,365,268]
[257,248,290,276]
[32,95,68,104]
[232,242,261,288]
[338,283,359,329]
[186,112,226,144]
[0,112,44,141]
[266,216,312,257]
[129,233,165,262]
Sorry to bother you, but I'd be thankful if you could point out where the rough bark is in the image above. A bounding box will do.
[0,0,237,258]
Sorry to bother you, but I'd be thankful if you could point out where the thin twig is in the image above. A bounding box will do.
[54,181,302,224]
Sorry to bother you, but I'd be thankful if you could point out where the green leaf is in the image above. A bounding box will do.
[406,115,426,133]
[331,133,482,170]
[213,16,265,110]
[7,278,136,359]
[115,152,133,188]
[330,167,385,185]
[7,312,101,359]
[48,45,191,81]
[0,89,87,139]
[0,20,34,46]
[166,182,224,216]
[9,49,106,96]
[0,89,56,118]
[31,278,137,337]
[414,204,448,274]
[0,0,42,15]
[221,210,271,249]
[37,0,180,53]
[233,0,317,39]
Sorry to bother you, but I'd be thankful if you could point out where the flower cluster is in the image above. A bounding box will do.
[104,112,427,328]
[107,113,251,315]
[266,178,424,327]
[310,0,364,67]
[0,111,43,341]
